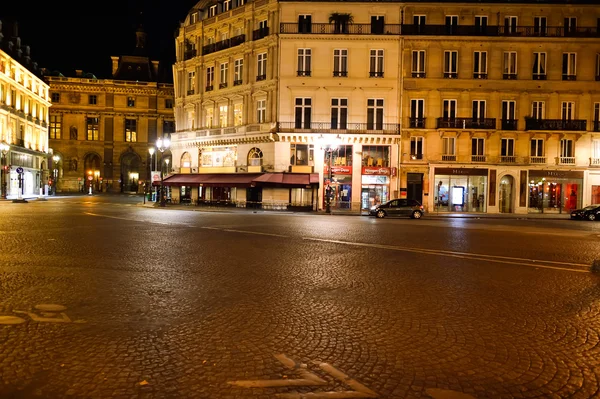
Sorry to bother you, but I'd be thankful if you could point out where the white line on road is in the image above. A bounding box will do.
[83,212,169,225]
[302,237,590,273]
[200,226,288,238]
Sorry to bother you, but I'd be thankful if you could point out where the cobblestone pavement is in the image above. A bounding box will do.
[1,196,600,398]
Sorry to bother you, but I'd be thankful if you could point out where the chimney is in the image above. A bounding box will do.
[75,69,83,77]
[151,60,159,78]
[111,56,119,76]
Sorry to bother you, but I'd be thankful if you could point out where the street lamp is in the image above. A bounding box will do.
[0,142,9,199]
[148,147,156,202]
[323,145,337,214]
[52,154,60,195]
[156,137,170,207]
[87,170,93,195]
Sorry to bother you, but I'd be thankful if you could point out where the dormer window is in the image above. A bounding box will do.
[209,5,217,17]
[190,12,198,24]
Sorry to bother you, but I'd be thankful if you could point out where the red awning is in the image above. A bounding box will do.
[158,173,320,188]
[252,173,320,187]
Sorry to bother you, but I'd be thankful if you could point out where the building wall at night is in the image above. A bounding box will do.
[0,25,51,198]
[170,0,600,213]
[45,29,175,193]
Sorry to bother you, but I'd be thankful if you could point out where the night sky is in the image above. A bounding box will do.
[0,0,199,82]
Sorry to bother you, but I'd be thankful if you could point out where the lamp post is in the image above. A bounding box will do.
[0,142,9,199]
[148,147,155,202]
[156,137,170,207]
[87,170,93,195]
[324,145,337,214]
[52,154,60,195]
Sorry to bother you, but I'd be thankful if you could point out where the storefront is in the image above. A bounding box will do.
[528,170,583,214]
[433,167,488,212]
[361,166,394,209]
[324,165,352,209]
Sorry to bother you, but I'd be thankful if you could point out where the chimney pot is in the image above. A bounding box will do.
[111,56,119,76]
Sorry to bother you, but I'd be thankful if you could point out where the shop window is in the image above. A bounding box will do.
[248,147,263,166]
[362,145,390,167]
[332,145,352,166]
[434,172,487,213]
[290,143,314,166]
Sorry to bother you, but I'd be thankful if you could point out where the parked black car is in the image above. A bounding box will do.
[369,199,425,219]
[570,204,600,221]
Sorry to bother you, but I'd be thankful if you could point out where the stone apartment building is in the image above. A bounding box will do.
[45,27,175,193]
[168,0,600,214]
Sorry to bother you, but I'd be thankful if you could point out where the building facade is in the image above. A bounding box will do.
[46,28,175,193]
[0,22,51,199]
[169,0,600,214]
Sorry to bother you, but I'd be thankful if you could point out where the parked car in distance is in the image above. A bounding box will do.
[570,204,600,221]
[369,199,425,219]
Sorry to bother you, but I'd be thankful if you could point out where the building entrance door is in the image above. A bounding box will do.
[246,187,262,209]
[499,175,514,213]
[407,173,423,202]
[592,185,600,204]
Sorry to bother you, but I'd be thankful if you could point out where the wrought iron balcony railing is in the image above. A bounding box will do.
[412,72,426,78]
[253,27,269,40]
[233,79,243,86]
[437,118,496,129]
[562,74,577,81]
[471,155,486,162]
[503,73,518,80]
[532,74,547,80]
[529,156,546,164]
[499,155,517,163]
[205,85,213,92]
[473,73,487,79]
[333,71,348,77]
[278,122,400,134]
[280,23,401,35]
[187,89,195,95]
[501,119,518,130]
[401,24,599,37]
[409,118,426,128]
[559,157,576,165]
[297,70,311,77]
[441,155,456,162]
[256,74,267,81]
[184,49,197,60]
[369,71,384,78]
[219,82,228,89]
[202,34,245,56]
[594,120,600,132]
[525,118,587,131]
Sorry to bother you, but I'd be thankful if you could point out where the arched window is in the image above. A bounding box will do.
[181,152,192,168]
[248,147,263,166]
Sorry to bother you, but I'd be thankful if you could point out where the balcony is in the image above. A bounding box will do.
[219,82,228,89]
[202,34,245,56]
[256,74,266,81]
[473,73,487,79]
[503,73,517,80]
[187,89,195,95]
[559,157,576,165]
[525,118,586,131]
[205,85,213,92]
[333,71,348,77]
[278,121,400,134]
[233,79,243,86]
[594,120,600,132]
[412,72,426,78]
[369,71,384,78]
[410,153,423,160]
[499,156,517,163]
[184,49,197,60]
[437,118,496,129]
[280,23,401,35]
[533,74,547,80]
[409,118,426,128]
[562,74,577,81]
[471,155,486,162]
[441,155,456,162]
[529,156,546,164]
[501,119,518,130]
[401,24,599,37]
[297,70,311,77]
[444,72,458,79]
[253,27,269,40]
[590,158,600,167]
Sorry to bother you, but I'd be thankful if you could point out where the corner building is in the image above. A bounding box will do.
[169,0,600,214]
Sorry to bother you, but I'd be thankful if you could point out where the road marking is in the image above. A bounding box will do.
[426,388,477,399]
[302,237,590,273]
[0,315,26,325]
[228,354,377,398]
[201,226,288,238]
[84,212,169,225]
[12,304,86,324]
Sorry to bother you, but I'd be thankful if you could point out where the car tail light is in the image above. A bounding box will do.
[420,205,424,211]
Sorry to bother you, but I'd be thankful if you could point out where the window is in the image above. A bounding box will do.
[220,62,228,88]
[294,98,312,129]
[533,52,547,80]
[592,138,600,159]
[532,101,545,119]
[87,117,99,141]
[596,53,600,80]
[51,92,60,103]
[445,15,458,34]
[503,52,517,79]
[127,97,135,107]
[223,0,231,11]
[561,102,575,120]
[369,49,384,77]
[297,48,312,76]
[444,51,458,78]
[333,49,348,77]
[330,145,353,166]
[234,103,243,126]
[190,12,198,24]
[298,15,312,33]
[472,137,485,157]
[475,16,488,33]
[208,5,217,17]
[371,16,385,34]
[290,143,314,166]
[501,138,515,157]
[259,19,268,31]
[564,17,577,35]
[125,119,137,142]
[219,105,228,127]
[504,16,518,34]
[257,53,267,80]
[165,99,173,109]
[595,103,600,129]
[206,66,214,90]
[248,147,263,167]
[367,99,384,130]
[560,139,574,158]
[49,115,61,139]
[442,137,455,155]
[330,98,348,129]
[472,100,486,120]
[412,50,426,78]
[410,136,424,160]
[205,108,214,127]
[362,145,390,167]
[413,15,426,33]
[534,17,547,35]
[234,59,243,85]
[410,99,425,128]
[473,51,487,78]
[163,120,175,134]
[443,99,457,120]
[187,71,195,94]
[502,100,517,129]
[562,53,576,80]
[89,95,97,105]
[257,99,266,123]
[530,139,544,157]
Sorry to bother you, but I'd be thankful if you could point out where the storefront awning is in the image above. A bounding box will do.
[158,173,320,188]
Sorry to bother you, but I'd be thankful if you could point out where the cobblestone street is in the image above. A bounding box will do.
[1,196,600,398]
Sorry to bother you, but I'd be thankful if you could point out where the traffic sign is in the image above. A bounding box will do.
[87,175,93,181]
[16,167,23,174]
